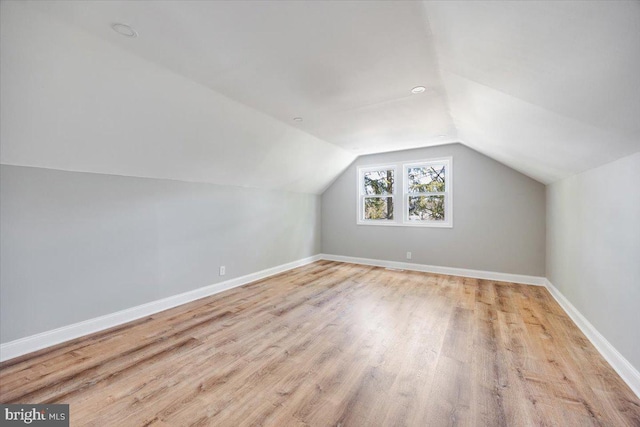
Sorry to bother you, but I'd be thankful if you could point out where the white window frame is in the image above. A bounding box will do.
[357,164,397,225]
[357,157,453,228]
[402,157,453,228]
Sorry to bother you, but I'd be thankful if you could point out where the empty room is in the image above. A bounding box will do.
[1,1,639,426]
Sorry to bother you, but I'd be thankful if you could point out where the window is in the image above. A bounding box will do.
[404,159,451,226]
[357,157,452,227]
[358,166,396,222]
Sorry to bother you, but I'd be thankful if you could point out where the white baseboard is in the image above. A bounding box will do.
[319,253,546,286]
[544,279,640,399]
[321,254,639,398]
[0,254,322,362]
[3,254,638,401]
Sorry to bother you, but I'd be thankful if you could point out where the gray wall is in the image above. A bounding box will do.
[546,151,640,370]
[0,165,321,343]
[322,143,546,276]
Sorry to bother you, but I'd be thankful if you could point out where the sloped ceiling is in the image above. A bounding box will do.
[1,1,639,191]
[423,0,640,183]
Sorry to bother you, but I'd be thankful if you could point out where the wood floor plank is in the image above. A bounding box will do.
[1,260,639,426]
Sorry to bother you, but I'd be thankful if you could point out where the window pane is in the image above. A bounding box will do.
[364,197,394,220]
[408,195,445,221]
[363,170,394,195]
[407,165,445,193]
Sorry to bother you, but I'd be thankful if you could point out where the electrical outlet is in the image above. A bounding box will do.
[219,266,226,276]
[406,252,412,260]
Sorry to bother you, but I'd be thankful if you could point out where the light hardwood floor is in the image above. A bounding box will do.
[1,261,639,426]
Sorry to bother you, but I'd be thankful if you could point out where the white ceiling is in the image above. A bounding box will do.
[424,0,640,183]
[23,0,457,154]
[2,1,639,187]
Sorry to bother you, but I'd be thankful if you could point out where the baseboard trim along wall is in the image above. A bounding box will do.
[320,253,547,286]
[544,279,640,399]
[2,254,638,401]
[0,254,548,361]
[320,255,639,398]
[0,254,322,362]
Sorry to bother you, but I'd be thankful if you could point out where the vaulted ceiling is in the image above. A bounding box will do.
[2,1,639,192]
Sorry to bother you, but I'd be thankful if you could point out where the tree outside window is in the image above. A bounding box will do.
[358,157,452,227]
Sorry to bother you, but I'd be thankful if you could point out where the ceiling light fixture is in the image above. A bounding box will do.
[111,23,138,38]
[411,86,426,94]
[293,117,303,122]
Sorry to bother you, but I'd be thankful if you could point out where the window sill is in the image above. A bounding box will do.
[356,221,453,228]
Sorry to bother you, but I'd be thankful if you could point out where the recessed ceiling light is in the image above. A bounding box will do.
[438,135,446,138]
[111,23,138,38]
[293,117,303,122]
[411,86,426,94]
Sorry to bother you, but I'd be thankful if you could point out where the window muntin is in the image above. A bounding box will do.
[405,161,448,224]
[358,167,395,222]
[357,158,452,227]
